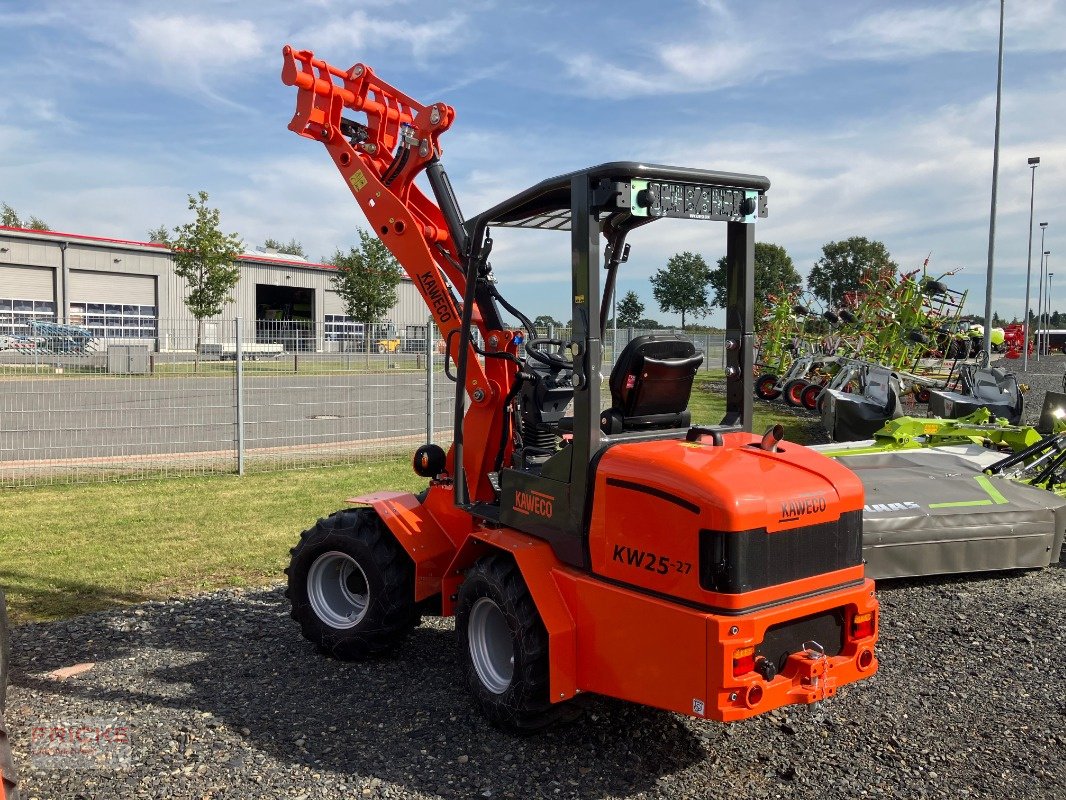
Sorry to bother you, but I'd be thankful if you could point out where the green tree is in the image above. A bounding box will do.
[264,237,307,258]
[533,314,562,330]
[636,317,662,329]
[616,290,645,327]
[1,202,50,230]
[327,229,403,323]
[807,236,898,306]
[169,191,244,371]
[650,251,711,329]
[710,242,800,316]
[147,225,170,244]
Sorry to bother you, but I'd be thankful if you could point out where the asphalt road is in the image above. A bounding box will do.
[0,371,455,465]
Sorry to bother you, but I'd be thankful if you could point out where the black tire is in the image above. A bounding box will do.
[801,382,822,411]
[286,508,418,660]
[456,555,563,734]
[0,593,19,800]
[915,387,931,404]
[783,379,808,408]
[839,308,857,324]
[755,373,781,401]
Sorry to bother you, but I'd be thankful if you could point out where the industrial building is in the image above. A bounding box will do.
[0,226,428,353]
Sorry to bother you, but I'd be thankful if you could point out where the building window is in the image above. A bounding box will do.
[68,301,158,339]
[324,314,365,341]
[0,298,56,336]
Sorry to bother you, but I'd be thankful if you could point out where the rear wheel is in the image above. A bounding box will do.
[754,374,781,400]
[801,382,822,411]
[783,379,808,408]
[456,555,562,733]
[377,343,387,354]
[286,508,418,660]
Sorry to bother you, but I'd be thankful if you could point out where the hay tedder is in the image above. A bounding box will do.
[753,259,1024,441]
[279,46,878,731]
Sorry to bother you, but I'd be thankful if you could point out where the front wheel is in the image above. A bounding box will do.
[754,373,781,401]
[783,379,808,408]
[286,508,418,660]
[801,382,822,411]
[456,555,563,733]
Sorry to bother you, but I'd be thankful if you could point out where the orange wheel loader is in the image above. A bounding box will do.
[280,46,878,732]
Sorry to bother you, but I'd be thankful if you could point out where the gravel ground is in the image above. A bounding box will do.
[8,365,1065,799]
[1003,353,1066,426]
[8,564,1065,800]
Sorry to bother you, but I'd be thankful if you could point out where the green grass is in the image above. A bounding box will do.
[0,375,809,624]
[0,460,423,623]
[689,375,818,443]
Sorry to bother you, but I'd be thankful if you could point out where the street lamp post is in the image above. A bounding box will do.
[1036,227,1044,362]
[981,0,1006,366]
[1047,266,1054,356]
[1022,157,1040,369]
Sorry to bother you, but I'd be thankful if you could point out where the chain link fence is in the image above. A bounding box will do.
[1,318,723,487]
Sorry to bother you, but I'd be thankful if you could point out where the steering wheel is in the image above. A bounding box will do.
[525,338,573,371]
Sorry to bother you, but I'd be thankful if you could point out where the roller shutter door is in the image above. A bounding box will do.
[324,290,346,316]
[70,270,156,305]
[1,265,54,300]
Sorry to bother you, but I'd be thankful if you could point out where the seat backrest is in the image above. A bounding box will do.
[609,334,703,418]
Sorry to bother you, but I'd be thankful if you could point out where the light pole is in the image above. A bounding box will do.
[1036,224,1049,358]
[981,0,1006,366]
[1038,247,1050,357]
[1047,266,1054,355]
[1022,156,1040,369]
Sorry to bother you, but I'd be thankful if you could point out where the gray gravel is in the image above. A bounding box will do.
[8,363,1065,799]
[1002,353,1066,426]
[8,565,1065,799]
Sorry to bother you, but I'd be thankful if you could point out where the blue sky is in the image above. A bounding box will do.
[2,0,1064,326]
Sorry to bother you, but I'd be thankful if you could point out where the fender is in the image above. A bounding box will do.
[349,491,455,602]
[443,529,579,703]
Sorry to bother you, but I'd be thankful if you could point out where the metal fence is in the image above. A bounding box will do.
[0,318,723,487]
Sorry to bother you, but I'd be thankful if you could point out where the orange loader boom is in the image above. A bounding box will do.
[282,46,511,504]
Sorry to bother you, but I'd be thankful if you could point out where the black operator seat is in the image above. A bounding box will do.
[601,334,704,434]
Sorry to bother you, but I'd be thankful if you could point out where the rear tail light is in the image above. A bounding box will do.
[851,611,875,639]
[732,646,755,677]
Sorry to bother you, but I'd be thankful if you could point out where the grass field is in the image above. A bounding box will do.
[0,460,423,623]
[0,375,812,624]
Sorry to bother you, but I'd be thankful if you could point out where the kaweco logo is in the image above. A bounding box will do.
[779,495,827,523]
[513,489,553,518]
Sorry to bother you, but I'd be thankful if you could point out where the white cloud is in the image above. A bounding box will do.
[291,9,468,62]
[832,0,1064,60]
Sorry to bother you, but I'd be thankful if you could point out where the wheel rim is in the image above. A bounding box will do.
[468,597,514,694]
[307,551,369,629]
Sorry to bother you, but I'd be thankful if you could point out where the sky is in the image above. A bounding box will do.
[1,0,1064,327]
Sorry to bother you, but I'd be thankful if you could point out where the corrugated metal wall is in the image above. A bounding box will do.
[1,229,429,331]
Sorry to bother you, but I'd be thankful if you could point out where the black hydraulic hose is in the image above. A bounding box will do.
[452,238,489,507]
[1032,446,1066,487]
[382,145,410,187]
[985,432,1065,475]
[493,375,526,475]
[486,282,535,336]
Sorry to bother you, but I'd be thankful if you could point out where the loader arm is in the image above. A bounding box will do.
[281,46,514,502]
